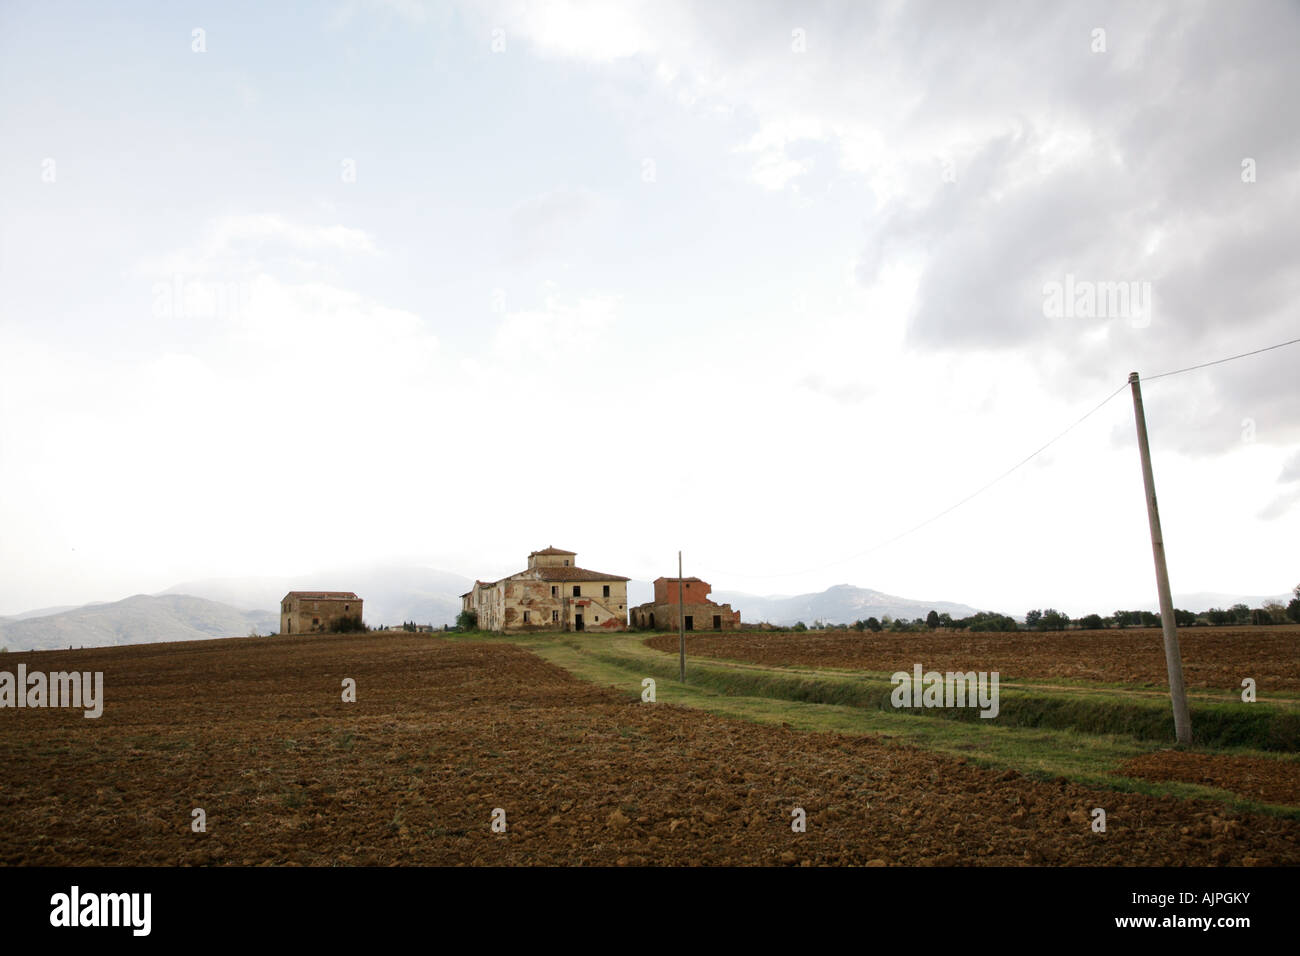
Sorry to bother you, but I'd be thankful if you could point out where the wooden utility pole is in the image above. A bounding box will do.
[1128,372,1192,745]
[678,551,686,682]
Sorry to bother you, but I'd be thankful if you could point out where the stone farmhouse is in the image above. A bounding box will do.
[280,591,363,635]
[631,577,740,631]
[461,547,630,633]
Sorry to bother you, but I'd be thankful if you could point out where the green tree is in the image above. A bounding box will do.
[1025,609,1042,629]
[925,610,940,629]
[1287,584,1300,623]
[1078,613,1105,630]
[455,609,478,630]
[865,617,882,632]
[1039,609,1070,631]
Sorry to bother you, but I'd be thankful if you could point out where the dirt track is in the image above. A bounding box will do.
[645,626,1300,692]
[1119,752,1300,806]
[0,633,1296,865]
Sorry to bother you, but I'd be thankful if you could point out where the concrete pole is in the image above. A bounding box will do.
[678,551,686,683]
[1128,372,1193,745]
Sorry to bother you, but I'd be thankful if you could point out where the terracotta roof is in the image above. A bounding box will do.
[520,566,630,583]
[655,576,706,584]
[284,591,359,600]
[529,546,577,556]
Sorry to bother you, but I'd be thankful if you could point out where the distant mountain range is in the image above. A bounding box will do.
[161,563,472,629]
[0,594,276,652]
[0,566,1290,653]
[714,584,980,626]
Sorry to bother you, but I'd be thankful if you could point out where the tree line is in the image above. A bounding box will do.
[797,585,1300,633]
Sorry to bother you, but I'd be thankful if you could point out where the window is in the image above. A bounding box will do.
[551,586,558,597]
[552,610,559,622]
[573,585,581,597]
[564,559,570,566]
[602,585,610,598]
[312,617,320,626]
[344,604,350,611]
[523,611,531,623]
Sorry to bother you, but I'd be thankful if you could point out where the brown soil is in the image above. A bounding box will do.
[1119,751,1300,806]
[645,626,1300,693]
[0,633,1296,866]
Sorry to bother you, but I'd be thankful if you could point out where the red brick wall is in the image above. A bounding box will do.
[653,578,713,605]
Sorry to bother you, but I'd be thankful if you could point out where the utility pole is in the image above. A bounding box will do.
[1128,372,1192,745]
[678,551,686,683]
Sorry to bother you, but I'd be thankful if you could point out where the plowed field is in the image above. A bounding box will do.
[645,626,1300,692]
[1119,751,1300,806]
[0,633,1296,865]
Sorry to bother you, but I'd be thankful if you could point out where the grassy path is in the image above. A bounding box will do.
[441,630,1300,817]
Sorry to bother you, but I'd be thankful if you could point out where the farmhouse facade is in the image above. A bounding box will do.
[631,577,740,631]
[461,547,630,633]
[280,591,363,635]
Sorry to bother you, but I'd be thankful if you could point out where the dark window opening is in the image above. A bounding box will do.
[685,615,693,631]
[551,585,558,597]
[573,585,581,597]
[602,585,610,597]
[713,615,722,630]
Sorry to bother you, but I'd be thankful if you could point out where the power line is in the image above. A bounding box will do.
[699,380,1130,580]
[698,333,1300,582]
[1144,335,1300,382]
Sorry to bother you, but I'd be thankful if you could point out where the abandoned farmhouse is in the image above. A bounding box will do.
[631,577,741,632]
[460,547,631,632]
[456,547,743,634]
[283,548,742,635]
[280,591,363,635]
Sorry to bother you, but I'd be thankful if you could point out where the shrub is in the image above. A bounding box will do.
[456,610,478,630]
[329,615,367,634]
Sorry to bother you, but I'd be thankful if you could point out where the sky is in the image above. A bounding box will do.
[0,0,1297,618]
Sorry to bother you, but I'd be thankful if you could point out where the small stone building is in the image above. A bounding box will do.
[280,591,363,634]
[631,577,740,631]
[460,547,630,633]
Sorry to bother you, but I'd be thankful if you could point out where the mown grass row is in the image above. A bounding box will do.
[586,647,1300,751]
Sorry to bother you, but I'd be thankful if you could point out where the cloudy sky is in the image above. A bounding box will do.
[1,0,1297,618]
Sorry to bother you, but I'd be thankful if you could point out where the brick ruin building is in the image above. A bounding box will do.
[631,577,740,631]
[280,591,363,634]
